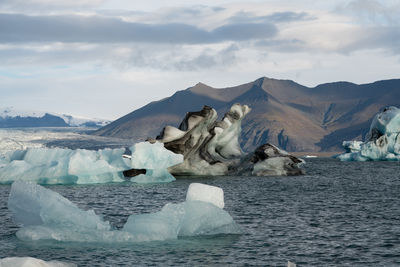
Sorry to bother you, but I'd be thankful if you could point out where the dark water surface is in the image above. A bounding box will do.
[1,158,400,266]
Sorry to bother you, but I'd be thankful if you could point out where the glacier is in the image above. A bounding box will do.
[0,106,110,127]
[8,181,240,243]
[0,142,183,184]
[338,106,400,161]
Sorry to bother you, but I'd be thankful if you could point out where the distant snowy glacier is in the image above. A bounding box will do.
[0,142,182,184]
[0,106,110,128]
[338,106,400,161]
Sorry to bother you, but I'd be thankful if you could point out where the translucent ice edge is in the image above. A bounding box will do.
[0,142,183,185]
[8,181,240,243]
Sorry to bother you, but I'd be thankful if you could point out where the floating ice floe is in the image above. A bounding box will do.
[0,142,183,185]
[0,257,76,267]
[153,104,305,176]
[8,181,240,242]
[338,106,400,161]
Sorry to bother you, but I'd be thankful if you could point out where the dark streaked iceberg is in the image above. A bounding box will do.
[338,106,400,161]
[154,104,304,176]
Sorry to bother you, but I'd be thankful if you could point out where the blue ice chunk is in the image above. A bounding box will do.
[8,181,110,230]
[129,142,183,184]
[123,202,185,241]
[0,148,129,184]
[8,182,240,243]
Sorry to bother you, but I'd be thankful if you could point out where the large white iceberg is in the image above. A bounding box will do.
[0,142,183,185]
[338,106,400,161]
[8,181,240,243]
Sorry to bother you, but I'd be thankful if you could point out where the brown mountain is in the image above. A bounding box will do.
[93,77,400,152]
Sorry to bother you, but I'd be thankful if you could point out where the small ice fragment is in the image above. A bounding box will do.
[287,261,296,267]
[186,183,224,209]
[0,257,76,267]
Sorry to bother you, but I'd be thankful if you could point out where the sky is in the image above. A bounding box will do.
[0,0,399,120]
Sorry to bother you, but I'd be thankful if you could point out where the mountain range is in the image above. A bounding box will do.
[0,107,110,128]
[94,77,400,152]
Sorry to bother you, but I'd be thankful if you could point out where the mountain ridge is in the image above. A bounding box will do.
[94,77,400,152]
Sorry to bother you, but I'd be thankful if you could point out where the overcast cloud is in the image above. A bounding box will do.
[0,13,278,44]
[0,0,399,119]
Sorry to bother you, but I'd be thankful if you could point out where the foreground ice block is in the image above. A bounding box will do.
[186,183,224,208]
[0,257,76,267]
[8,180,111,230]
[338,106,400,161]
[8,181,240,243]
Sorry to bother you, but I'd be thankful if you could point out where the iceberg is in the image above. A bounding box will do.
[338,106,400,161]
[154,104,304,176]
[8,181,240,243]
[0,148,129,184]
[0,104,303,183]
[128,142,183,183]
[0,257,76,267]
[0,142,183,185]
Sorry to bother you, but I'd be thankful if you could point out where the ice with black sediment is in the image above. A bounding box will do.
[338,106,400,161]
[156,103,305,176]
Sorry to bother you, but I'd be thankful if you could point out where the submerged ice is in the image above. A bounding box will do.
[8,181,240,243]
[0,142,183,184]
[338,106,400,161]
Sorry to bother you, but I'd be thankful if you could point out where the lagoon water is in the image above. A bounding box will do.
[1,158,400,266]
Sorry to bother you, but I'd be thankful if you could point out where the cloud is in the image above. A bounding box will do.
[336,0,400,26]
[0,0,105,12]
[0,13,277,44]
[227,11,314,24]
[339,26,400,54]
[0,42,240,72]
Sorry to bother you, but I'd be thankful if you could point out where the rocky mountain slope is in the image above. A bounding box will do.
[94,77,400,152]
